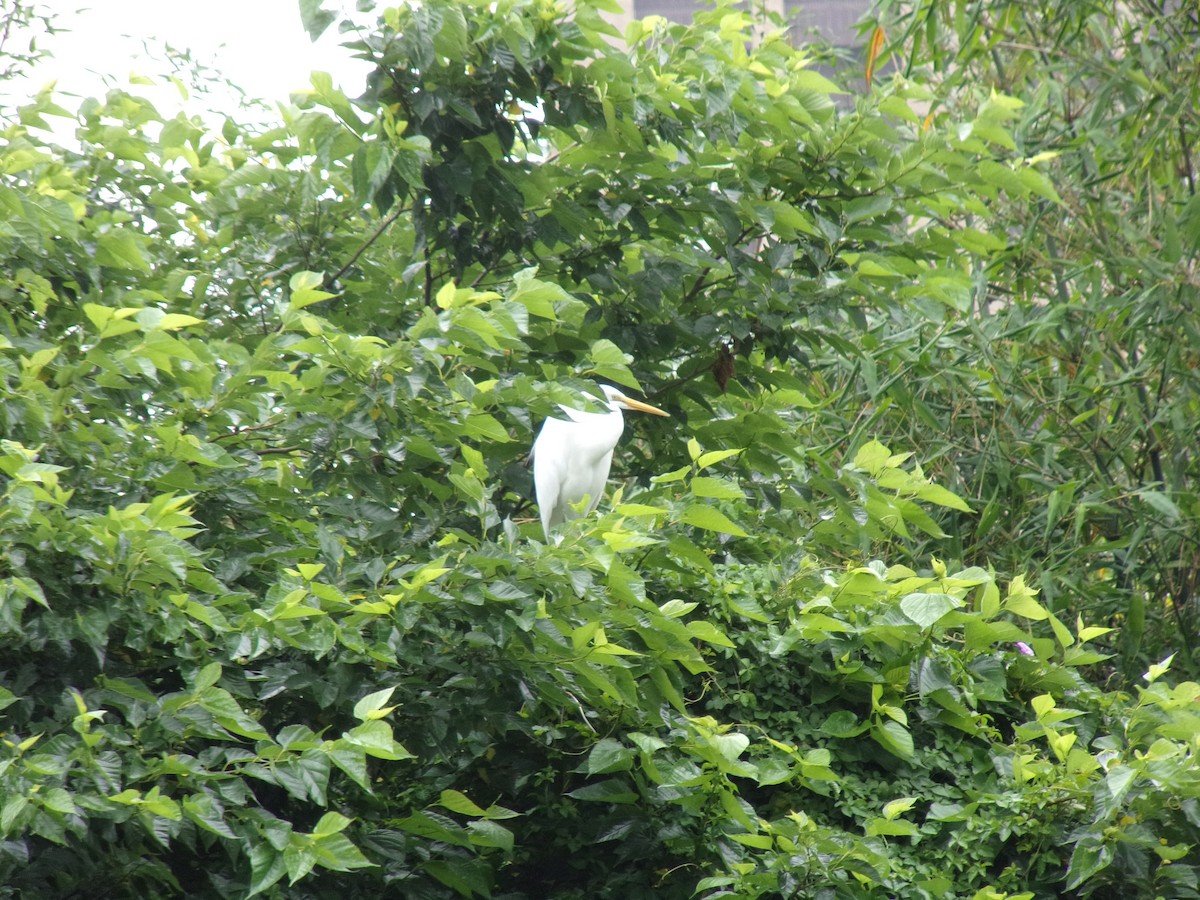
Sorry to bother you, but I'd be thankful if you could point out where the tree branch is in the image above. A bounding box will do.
[324,204,408,290]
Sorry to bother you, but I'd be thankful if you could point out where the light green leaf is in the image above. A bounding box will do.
[658,598,699,618]
[613,502,668,517]
[710,732,749,762]
[696,448,743,469]
[438,790,488,817]
[343,721,414,760]
[288,271,334,310]
[133,308,203,331]
[853,440,891,475]
[1004,592,1048,621]
[866,817,919,837]
[352,687,397,722]
[914,483,972,511]
[312,812,352,836]
[686,619,735,648]
[689,476,744,500]
[792,68,843,95]
[96,231,150,273]
[900,592,962,628]
[679,504,748,537]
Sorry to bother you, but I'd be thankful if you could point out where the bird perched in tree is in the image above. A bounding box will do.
[532,384,669,540]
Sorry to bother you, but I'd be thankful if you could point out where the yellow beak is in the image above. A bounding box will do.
[611,391,670,417]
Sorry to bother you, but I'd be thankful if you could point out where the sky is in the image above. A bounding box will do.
[9,0,372,117]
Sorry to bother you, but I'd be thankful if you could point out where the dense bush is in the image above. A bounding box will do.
[1,0,1197,897]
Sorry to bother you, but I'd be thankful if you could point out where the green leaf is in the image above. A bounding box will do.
[509,272,565,318]
[396,811,470,847]
[882,797,917,820]
[288,270,335,310]
[435,280,461,310]
[1066,837,1113,889]
[900,592,962,628]
[686,619,735,648]
[971,122,1017,150]
[866,817,919,837]
[914,482,972,511]
[329,744,370,791]
[844,194,893,224]
[296,562,325,581]
[696,448,742,469]
[652,465,691,484]
[198,687,269,739]
[312,811,352,836]
[134,308,203,331]
[467,819,514,852]
[352,687,397,722]
[820,710,867,738]
[584,738,635,775]
[433,5,468,59]
[438,790,488,817]
[1138,489,1182,522]
[873,719,915,760]
[183,793,239,840]
[424,858,493,898]
[248,842,287,897]
[95,230,150,273]
[192,661,222,691]
[1,795,29,833]
[343,721,415,760]
[586,339,635,384]
[792,68,843,96]
[614,502,669,517]
[463,413,511,442]
[679,504,748,537]
[284,840,318,885]
[310,832,373,872]
[1004,592,1048,621]
[690,476,745,500]
[566,779,638,804]
[853,440,892,475]
[298,0,336,40]
[709,732,749,762]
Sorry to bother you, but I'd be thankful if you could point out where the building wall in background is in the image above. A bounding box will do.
[610,0,873,47]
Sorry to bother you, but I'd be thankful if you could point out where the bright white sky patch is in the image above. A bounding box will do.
[10,0,371,116]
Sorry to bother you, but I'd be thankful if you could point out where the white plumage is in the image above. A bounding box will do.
[532,384,669,539]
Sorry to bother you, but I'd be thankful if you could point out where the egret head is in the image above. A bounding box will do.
[597,385,670,417]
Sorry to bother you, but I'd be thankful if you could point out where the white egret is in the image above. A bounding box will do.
[532,384,669,539]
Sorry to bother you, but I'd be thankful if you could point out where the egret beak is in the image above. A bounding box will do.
[612,391,670,417]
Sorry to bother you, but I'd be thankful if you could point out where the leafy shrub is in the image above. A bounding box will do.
[1,0,1197,897]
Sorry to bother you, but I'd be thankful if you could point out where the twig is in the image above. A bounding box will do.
[211,420,283,442]
[324,204,408,289]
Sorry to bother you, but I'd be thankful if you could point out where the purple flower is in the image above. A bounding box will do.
[1015,641,1035,657]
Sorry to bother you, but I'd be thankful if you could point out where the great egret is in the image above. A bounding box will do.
[532,384,669,539]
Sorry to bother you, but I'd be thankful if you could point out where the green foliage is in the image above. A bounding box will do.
[1,0,1198,897]
[873,0,1200,681]
[0,1,55,83]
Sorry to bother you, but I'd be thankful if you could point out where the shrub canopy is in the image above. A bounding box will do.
[1,0,1198,897]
